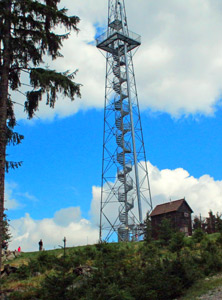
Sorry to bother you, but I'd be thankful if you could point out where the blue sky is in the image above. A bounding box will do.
[5,0,222,251]
[6,108,222,250]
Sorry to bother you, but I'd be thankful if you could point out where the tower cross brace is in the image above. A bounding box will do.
[97,0,152,242]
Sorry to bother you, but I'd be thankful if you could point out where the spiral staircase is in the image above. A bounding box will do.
[112,48,135,241]
[97,0,153,243]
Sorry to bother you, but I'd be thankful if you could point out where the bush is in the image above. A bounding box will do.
[158,218,174,246]
[39,272,76,300]
[6,235,222,300]
[37,251,57,271]
[200,239,222,275]
[14,264,31,280]
[192,228,205,243]
[168,231,185,256]
[8,289,39,300]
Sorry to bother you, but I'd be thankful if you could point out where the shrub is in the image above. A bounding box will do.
[8,289,39,300]
[192,228,205,243]
[39,271,76,300]
[158,218,174,246]
[37,251,57,271]
[14,264,31,280]
[200,239,222,275]
[168,231,185,256]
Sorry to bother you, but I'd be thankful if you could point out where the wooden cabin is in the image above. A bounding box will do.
[150,198,193,238]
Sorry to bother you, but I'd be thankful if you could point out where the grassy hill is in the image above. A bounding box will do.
[1,233,222,299]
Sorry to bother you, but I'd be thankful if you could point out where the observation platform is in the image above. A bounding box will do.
[96,29,141,54]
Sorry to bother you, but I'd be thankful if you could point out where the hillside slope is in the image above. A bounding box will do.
[1,235,222,299]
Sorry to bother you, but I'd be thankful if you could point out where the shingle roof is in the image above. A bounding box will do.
[150,198,193,217]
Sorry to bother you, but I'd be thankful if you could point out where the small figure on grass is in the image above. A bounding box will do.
[39,239,43,251]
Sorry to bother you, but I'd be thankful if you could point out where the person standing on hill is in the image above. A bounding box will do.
[39,239,43,251]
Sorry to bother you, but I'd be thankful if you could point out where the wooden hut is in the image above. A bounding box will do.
[150,198,193,238]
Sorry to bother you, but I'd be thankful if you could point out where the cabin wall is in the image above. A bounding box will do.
[151,209,192,238]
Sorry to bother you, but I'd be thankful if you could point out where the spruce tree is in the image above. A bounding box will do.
[0,0,81,271]
[3,211,11,242]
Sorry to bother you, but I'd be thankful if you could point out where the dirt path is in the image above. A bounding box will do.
[197,286,222,299]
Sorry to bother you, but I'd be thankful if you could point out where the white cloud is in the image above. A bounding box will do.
[16,192,38,202]
[90,162,222,227]
[9,207,98,252]
[148,163,222,216]
[4,183,20,210]
[4,182,39,210]
[8,162,222,250]
[54,207,81,227]
[13,0,222,120]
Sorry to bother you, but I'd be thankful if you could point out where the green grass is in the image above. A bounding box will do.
[2,238,222,299]
[207,232,220,240]
[0,272,45,290]
[4,245,88,267]
[1,243,139,294]
[179,273,222,300]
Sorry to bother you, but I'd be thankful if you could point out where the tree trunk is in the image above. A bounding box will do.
[0,0,11,274]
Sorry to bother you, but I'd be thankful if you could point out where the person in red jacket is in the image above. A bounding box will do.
[18,246,21,252]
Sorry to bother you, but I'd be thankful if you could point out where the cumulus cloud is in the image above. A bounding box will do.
[4,183,20,210]
[148,163,222,216]
[13,19,104,121]
[130,0,222,116]
[90,162,222,227]
[4,182,39,211]
[8,162,222,250]
[9,207,98,252]
[13,0,222,120]
[54,207,81,227]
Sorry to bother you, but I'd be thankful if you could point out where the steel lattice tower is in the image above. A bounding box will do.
[97,0,152,242]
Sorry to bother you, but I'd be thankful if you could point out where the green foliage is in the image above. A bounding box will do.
[192,228,206,243]
[216,232,222,245]
[13,264,32,280]
[40,271,76,300]
[11,251,59,281]
[184,236,195,248]
[200,239,222,275]
[193,216,202,230]
[1,0,81,117]
[180,247,203,283]
[215,213,222,233]
[158,218,174,246]
[144,213,152,243]
[169,231,185,255]
[5,97,24,172]
[4,236,222,300]
[1,0,81,170]
[0,0,81,272]
[3,211,11,242]
[37,251,57,269]
[8,289,39,300]
[25,68,81,118]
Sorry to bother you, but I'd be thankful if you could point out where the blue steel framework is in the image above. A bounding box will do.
[97,0,152,242]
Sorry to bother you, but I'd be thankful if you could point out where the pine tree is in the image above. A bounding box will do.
[0,0,81,271]
[144,213,152,243]
[158,218,173,246]
[215,213,222,233]
[3,211,11,242]
[193,215,202,231]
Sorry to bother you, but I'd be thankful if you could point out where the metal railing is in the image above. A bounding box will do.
[96,29,141,46]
